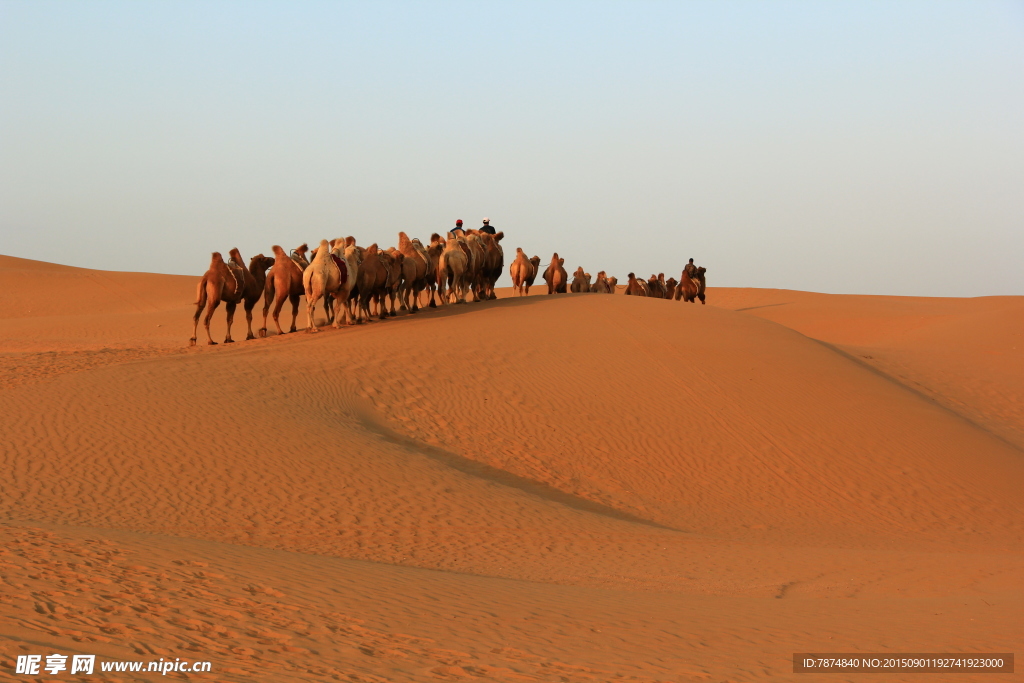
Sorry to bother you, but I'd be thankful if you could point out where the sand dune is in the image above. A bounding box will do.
[2,255,1021,681]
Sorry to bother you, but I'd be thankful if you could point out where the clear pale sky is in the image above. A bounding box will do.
[2,1,1022,295]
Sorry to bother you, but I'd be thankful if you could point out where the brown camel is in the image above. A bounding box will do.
[592,271,611,294]
[624,272,650,296]
[381,248,405,316]
[607,276,618,293]
[424,233,445,307]
[694,266,707,304]
[396,232,429,312]
[509,248,536,297]
[260,244,307,337]
[525,255,542,294]
[647,274,667,299]
[478,231,505,300]
[190,248,268,346]
[676,269,699,303]
[356,244,389,322]
[570,266,590,293]
[542,253,568,294]
[665,277,678,301]
[461,231,486,301]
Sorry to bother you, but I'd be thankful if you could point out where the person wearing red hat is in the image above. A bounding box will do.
[452,219,465,237]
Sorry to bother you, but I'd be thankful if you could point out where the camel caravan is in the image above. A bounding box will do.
[189,221,707,346]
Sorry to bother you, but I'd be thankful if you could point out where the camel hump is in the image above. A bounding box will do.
[210,252,225,266]
[493,231,504,241]
[272,245,286,257]
[365,243,378,256]
[228,248,243,264]
[516,247,524,255]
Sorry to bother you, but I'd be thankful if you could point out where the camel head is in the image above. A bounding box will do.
[696,267,706,276]
[558,258,565,267]
[574,267,585,278]
[530,256,541,269]
[249,254,274,273]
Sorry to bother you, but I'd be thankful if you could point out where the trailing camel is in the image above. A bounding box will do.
[606,276,618,292]
[190,249,271,346]
[542,253,568,294]
[592,271,611,294]
[260,244,308,337]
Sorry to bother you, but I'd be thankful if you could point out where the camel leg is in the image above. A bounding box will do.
[244,300,256,340]
[268,290,286,336]
[224,301,237,343]
[190,302,205,347]
[289,294,300,332]
[260,295,272,338]
[200,282,222,345]
[306,294,320,333]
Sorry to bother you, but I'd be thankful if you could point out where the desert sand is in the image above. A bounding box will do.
[1,253,1021,682]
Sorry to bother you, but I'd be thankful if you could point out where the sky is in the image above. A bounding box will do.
[1,1,1022,296]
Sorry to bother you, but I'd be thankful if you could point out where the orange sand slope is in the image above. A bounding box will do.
[1,255,1021,682]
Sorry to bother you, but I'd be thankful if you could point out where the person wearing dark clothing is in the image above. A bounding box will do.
[683,258,697,278]
[479,217,496,235]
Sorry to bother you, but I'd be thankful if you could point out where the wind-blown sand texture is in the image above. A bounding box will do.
[2,254,1021,682]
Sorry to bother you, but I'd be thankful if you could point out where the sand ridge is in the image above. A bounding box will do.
[1,255,1021,681]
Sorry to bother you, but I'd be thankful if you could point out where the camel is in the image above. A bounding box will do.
[592,271,611,294]
[607,276,618,292]
[190,248,269,346]
[478,231,505,300]
[542,253,568,294]
[509,248,536,297]
[570,266,590,293]
[694,266,707,304]
[460,231,487,301]
[355,244,390,322]
[647,274,667,299]
[624,272,650,296]
[525,255,542,294]
[260,244,308,337]
[396,232,428,313]
[381,248,405,316]
[303,239,356,332]
[676,269,699,303]
[439,235,469,304]
[665,277,678,301]
[424,234,445,307]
